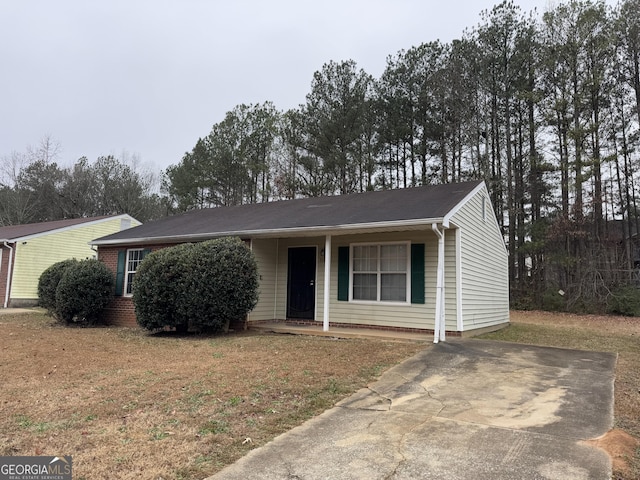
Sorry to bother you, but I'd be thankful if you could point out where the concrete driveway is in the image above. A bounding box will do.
[208,339,617,480]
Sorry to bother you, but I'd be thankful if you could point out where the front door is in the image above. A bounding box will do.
[286,247,316,320]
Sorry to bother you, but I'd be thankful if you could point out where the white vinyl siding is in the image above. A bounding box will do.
[248,238,279,321]
[443,228,460,331]
[450,187,510,330]
[247,233,437,330]
[332,233,434,330]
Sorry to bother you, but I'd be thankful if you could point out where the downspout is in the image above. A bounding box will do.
[3,242,14,308]
[274,239,279,320]
[323,235,331,332]
[431,224,446,343]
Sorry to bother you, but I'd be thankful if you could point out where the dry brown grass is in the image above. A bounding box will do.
[3,310,638,479]
[0,312,423,479]
[483,310,640,480]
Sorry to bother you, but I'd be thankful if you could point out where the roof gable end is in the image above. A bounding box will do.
[0,215,135,242]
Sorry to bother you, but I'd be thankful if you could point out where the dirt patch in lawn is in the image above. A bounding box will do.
[0,312,423,480]
[586,429,640,478]
[486,311,640,480]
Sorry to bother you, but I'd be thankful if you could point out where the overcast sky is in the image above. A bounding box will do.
[0,0,592,173]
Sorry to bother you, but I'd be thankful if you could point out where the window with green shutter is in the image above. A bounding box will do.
[114,248,152,297]
[338,242,425,304]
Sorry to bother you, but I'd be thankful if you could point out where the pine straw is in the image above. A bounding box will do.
[0,313,423,480]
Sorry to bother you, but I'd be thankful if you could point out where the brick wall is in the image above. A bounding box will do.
[0,243,15,307]
[98,242,252,330]
[98,244,176,327]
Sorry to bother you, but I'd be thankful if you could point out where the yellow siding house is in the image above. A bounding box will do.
[0,215,140,308]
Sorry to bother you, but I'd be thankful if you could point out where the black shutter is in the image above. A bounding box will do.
[337,246,349,301]
[411,244,425,304]
[115,250,126,296]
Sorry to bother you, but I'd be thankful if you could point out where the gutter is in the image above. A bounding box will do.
[89,217,446,247]
[431,224,446,343]
[3,242,14,308]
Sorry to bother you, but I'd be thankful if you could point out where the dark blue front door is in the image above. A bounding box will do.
[287,247,316,320]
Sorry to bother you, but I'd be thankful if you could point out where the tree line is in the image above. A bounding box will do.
[165,0,640,313]
[2,0,639,313]
[0,137,167,224]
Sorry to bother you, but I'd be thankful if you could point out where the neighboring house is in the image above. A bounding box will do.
[0,215,141,308]
[91,181,509,341]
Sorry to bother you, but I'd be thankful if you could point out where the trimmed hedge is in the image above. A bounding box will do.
[132,243,195,332]
[38,259,78,312]
[133,237,259,332]
[38,259,114,325]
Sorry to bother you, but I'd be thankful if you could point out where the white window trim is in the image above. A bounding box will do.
[349,241,411,305]
[123,248,145,297]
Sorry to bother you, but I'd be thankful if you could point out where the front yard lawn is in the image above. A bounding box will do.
[3,310,638,479]
[0,312,423,479]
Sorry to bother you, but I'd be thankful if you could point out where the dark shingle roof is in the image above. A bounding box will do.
[92,181,483,245]
[0,216,111,242]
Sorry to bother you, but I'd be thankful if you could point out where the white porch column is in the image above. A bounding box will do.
[323,235,331,332]
[431,224,446,343]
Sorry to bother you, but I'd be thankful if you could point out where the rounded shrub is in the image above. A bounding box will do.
[133,243,195,332]
[132,237,259,333]
[182,237,259,332]
[38,259,78,312]
[54,259,114,325]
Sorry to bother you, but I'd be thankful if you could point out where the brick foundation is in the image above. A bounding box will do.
[248,318,462,337]
[102,297,138,327]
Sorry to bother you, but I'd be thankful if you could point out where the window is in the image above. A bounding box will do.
[124,248,145,295]
[351,243,409,303]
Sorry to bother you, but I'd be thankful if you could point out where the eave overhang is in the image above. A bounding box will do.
[90,217,447,247]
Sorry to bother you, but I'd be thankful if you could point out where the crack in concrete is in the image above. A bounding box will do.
[341,376,449,479]
[384,410,435,479]
[365,386,393,410]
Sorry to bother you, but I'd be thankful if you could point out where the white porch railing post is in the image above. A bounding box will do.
[323,235,331,332]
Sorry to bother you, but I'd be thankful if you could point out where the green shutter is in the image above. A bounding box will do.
[411,244,425,304]
[337,246,349,301]
[115,250,126,296]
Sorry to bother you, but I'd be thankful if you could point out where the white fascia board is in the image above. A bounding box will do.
[10,214,138,243]
[90,217,445,246]
[445,181,507,256]
[442,181,486,228]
